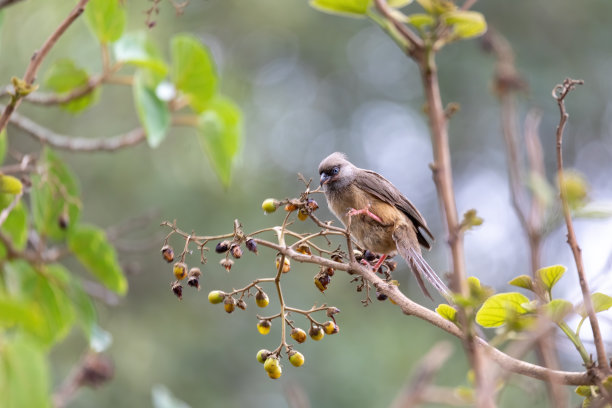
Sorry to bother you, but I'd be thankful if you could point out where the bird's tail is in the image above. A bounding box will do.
[393,225,452,302]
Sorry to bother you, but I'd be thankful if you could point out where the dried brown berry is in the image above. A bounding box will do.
[314,271,331,292]
[237,299,247,310]
[363,250,377,262]
[275,255,290,273]
[161,245,174,263]
[171,281,183,300]
[245,238,258,254]
[385,260,397,272]
[296,244,312,255]
[326,307,341,318]
[376,291,388,301]
[284,203,297,212]
[324,267,335,277]
[224,297,236,313]
[215,241,230,253]
[187,276,200,290]
[230,243,243,259]
[220,258,234,272]
[58,213,69,230]
[306,198,319,211]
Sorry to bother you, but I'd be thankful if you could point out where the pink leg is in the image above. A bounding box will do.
[372,254,387,273]
[347,204,383,224]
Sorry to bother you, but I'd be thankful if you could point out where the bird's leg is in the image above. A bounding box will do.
[346,204,383,224]
[372,254,387,273]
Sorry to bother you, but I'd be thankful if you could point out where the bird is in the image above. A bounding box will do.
[318,152,450,300]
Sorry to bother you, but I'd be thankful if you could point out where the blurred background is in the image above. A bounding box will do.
[2,0,612,406]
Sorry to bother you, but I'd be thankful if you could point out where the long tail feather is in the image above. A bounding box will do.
[393,224,452,301]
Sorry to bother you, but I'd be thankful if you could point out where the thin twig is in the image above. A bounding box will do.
[0,0,90,133]
[553,78,609,371]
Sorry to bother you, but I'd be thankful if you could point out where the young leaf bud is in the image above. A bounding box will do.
[257,319,271,335]
[323,321,339,335]
[161,245,174,263]
[288,351,305,367]
[245,238,258,254]
[255,291,269,308]
[208,290,225,304]
[215,241,230,253]
[237,299,247,310]
[220,258,234,272]
[171,281,183,300]
[230,243,243,259]
[309,326,324,341]
[224,297,236,313]
[173,262,187,280]
[262,198,277,214]
[256,349,271,364]
[290,328,307,344]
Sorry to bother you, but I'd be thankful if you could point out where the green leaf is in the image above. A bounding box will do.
[408,13,435,28]
[133,71,171,148]
[543,299,573,323]
[309,0,371,17]
[197,96,242,187]
[114,32,169,76]
[475,292,530,328]
[578,293,612,318]
[461,209,483,230]
[44,59,100,113]
[30,148,80,241]
[70,279,97,339]
[574,201,612,219]
[85,0,126,43]
[171,34,217,113]
[4,261,76,346]
[436,304,456,322]
[508,275,535,291]
[68,224,127,295]
[442,10,487,39]
[0,196,28,260]
[0,337,52,408]
[536,265,566,292]
[0,295,43,334]
[416,0,456,14]
[0,128,7,165]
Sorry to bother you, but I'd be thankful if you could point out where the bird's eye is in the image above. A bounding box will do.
[331,167,339,175]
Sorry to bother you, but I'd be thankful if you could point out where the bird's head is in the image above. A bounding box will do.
[318,152,355,191]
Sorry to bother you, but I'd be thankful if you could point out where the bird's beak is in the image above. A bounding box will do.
[320,173,330,186]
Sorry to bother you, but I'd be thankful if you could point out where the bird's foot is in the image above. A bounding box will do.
[372,254,387,273]
[347,204,382,224]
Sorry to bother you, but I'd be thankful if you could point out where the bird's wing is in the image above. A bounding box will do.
[355,169,434,249]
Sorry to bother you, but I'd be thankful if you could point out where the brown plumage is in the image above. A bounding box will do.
[318,152,449,300]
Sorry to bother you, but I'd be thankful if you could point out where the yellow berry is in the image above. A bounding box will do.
[290,328,307,344]
[173,262,187,280]
[257,319,271,335]
[0,174,23,195]
[264,356,281,375]
[224,297,236,313]
[275,255,290,273]
[256,349,270,364]
[323,321,339,335]
[288,351,305,367]
[267,370,282,379]
[297,208,308,221]
[309,326,324,341]
[255,291,269,308]
[262,198,277,214]
[208,290,225,304]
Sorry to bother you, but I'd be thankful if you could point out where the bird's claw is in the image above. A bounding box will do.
[346,205,383,224]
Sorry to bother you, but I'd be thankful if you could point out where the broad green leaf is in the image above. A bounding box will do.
[442,10,487,40]
[536,265,566,292]
[68,224,127,295]
[408,13,435,29]
[44,59,99,113]
[0,129,7,165]
[30,148,80,241]
[508,275,535,291]
[85,0,126,43]
[0,295,43,334]
[436,304,456,322]
[475,292,530,328]
[416,0,455,14]
[114,32,168,76]
[388,0,413,7]
[4,261,75,346]
[197,96,242,187]
[577,293,612,318]
[0,196,28,259]
[171,34,217,113]
[0,337,52,408]
[133,71,171,148]
[543,299,573,323]
[575,201,612,219]
[309,0,371,17]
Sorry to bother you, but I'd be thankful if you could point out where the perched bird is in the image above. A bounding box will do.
[318,152,450,300]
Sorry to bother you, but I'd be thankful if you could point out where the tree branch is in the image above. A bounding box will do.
[553,78,609,372]
[0,0,90,133]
